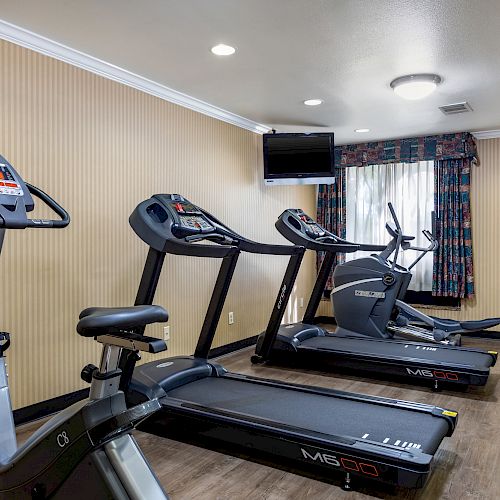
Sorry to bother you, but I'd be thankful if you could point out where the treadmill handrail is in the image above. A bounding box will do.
[131,196,303,257]
[197,206,304,256]
[316,234,387,252]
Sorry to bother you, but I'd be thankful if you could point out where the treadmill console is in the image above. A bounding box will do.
[276,208,358,253]
[0,155,34,212]
[130,193,243,257]
[290,209,327,239]
[130,194,302,258]
[152,194,216,239]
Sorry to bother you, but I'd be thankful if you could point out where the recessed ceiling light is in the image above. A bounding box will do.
[303,99,323,106]
[211,44,236,56]
[390,74,442,100]
[355,128,370,133]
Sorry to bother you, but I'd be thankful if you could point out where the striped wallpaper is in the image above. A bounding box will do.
[0,39,316,409]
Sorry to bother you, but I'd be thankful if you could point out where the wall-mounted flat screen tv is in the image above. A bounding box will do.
[263,132,335,185]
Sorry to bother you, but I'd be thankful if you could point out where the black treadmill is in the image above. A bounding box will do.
[252,208,497,389]
[120,194,457,490]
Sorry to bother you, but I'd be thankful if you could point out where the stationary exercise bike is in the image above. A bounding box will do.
[333,203,500,344]
[0,155,169,499]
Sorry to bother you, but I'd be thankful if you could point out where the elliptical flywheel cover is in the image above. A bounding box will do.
[383,273,396,286]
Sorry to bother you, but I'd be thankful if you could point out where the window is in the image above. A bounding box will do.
[345,161,434,291]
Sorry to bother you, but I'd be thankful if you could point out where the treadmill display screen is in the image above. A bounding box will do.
[0,164,22,196]
[0,165,15,182]
[178,203,199,213]
[179,215,213,230]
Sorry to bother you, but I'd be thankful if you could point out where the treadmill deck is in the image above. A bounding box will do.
[301,334,495,369]
[166,375,450,455]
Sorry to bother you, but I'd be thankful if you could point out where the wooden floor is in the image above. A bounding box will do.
[17,336,500,499]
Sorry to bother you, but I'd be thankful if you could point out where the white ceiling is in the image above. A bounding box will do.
[1,0,500,144]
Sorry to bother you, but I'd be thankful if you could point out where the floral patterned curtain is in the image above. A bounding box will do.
[433,158,474,298]
[317,132,477,294]
[334,132,477,168]
[317,167,346,290]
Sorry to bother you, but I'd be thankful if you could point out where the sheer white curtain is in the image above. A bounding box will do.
[345,161,434,291]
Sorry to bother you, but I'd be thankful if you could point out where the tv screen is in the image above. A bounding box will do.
[263,132,335,185]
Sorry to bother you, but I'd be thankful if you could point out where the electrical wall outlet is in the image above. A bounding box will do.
[163,326,170,341]
[228,312,234,325]
[299,297,304,308]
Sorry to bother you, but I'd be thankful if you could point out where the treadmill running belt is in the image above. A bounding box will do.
[303,335,494,368]
[167,377,449,454]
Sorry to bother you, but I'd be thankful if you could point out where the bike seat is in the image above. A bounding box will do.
[77,305,168,337]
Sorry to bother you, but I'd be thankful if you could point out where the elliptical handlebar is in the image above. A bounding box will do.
[24,183,70,229]
[387,202,402,231]
[423,229,437,245]
[383,204,439,271]
[407,230,438,252]
[407,230,439,270]
[387,203,402,271]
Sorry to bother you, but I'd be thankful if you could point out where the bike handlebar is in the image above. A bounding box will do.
[24,183,70,229]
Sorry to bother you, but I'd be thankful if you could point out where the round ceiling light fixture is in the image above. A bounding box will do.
[303,99,323,106]
[390,74,442,100]
[210,44,236,56]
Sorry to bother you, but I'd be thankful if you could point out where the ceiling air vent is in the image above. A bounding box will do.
[439,102,473,115]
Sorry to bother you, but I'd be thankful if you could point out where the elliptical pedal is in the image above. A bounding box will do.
[386,322,461,346]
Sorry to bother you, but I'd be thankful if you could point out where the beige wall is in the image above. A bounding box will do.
[318,138,500,322]
[0,39,316,409]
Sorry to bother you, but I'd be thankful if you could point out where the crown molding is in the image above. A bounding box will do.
[472,130,500,140]
[0,19,270,134]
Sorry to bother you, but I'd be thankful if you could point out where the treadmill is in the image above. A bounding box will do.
[119,194,457,490]
[252,208,497,390]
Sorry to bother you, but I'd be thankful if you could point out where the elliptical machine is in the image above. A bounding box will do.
[333,203,500,344]
[391,212,500,340]
[0,155,169,499]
